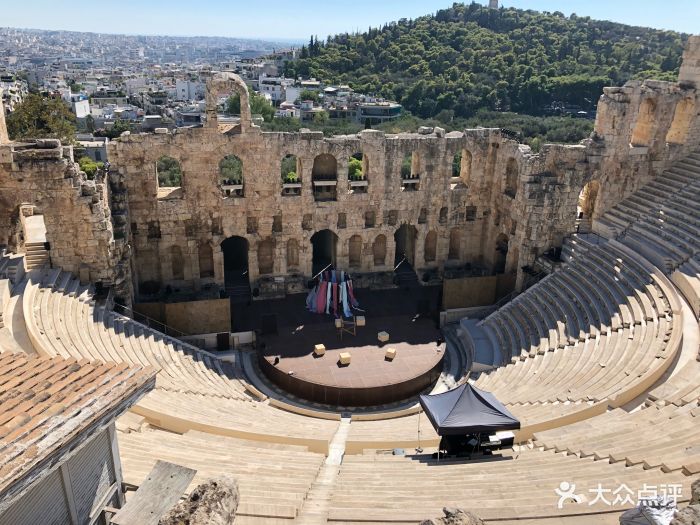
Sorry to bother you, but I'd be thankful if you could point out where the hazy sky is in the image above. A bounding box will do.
[3,0,697,41]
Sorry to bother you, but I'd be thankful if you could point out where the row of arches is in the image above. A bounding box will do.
[155,149,520,200]
[164,228,512,289]
[631,96,696,147]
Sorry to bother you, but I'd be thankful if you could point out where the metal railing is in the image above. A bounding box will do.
[112,302,188,339]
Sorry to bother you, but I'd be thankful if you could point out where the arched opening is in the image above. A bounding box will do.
[221,236,249,291]
[666,97,695,144]
[373,235,387,266]
[198,243,214,278]
[156,156,182,188]
[170,245,185,280]
[631,98,657,147]
[401,152,420,190]
[206,72,253,132]
[348,152,368,193]
[281,154,301,196]
[257,238,274,275]
[424,231,437,263]
[577,180,600,232]
[504,158,518,198]
[219,154,243,197]
[453,149,472,184]
[348,235,363,268]
[286,239,299,270]
[394,224,417,266]
[310,229,338,276]
[439,207,448,225]
[448,229,461,260]
[312,154,337,201]
[494,233,509,274]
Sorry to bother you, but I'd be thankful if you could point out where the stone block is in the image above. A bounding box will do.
[314,344,326,357]
[338,352,351,365]
[385,347,396,361]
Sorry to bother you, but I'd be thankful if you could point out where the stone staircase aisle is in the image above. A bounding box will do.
[24,242,49,271]
[295,416,351,524]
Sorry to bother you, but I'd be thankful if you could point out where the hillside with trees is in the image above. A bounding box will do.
[286,2,686,120]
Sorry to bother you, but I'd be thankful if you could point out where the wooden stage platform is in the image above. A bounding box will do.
[257,287,445,406]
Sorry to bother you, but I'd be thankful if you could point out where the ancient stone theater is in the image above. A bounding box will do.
[0,35,699,525]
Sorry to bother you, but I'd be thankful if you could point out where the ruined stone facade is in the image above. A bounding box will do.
[1,39,699,304]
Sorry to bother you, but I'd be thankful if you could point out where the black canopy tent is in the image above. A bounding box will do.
[419,383,520,436]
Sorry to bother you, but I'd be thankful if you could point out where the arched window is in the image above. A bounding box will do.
[373,235,387,266]
[504,158,518,198]
[666,97,695,145]
[424,231,437,262]
[631,98,657,147]
[170,245,185,280]
[219,155,243,197]
[286,239,299,269]
[156,156,182,188]
[401,152,420,190]
[348,235,362,268]
[448,229,461,260]
[348,152,368,193]
[258,238,274,275]
[312,154,338,201]
[439,207,448,225]
[281,154,301,196]
[198,243,214,278]
[453,149,472,184]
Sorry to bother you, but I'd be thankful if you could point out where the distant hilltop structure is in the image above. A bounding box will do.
[489,0,499,8]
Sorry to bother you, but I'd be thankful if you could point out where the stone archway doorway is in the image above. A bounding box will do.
[310,229,338,277]
[394,224,417,267]
[221,236,249,296]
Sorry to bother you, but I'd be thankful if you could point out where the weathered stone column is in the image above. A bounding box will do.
[0,89,9,144]
[679,35,700,88]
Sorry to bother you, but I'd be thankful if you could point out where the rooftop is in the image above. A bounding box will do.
[0,352,155,512]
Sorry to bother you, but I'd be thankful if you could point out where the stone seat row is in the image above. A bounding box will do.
[22,269,251,400]
[533,402,700,475]
[118,427,325,521]
[595,158,700,238]
[132,389,339,454]
[467,240,682,440]
[21,268,342,453]
[327,448,692,523]
[482,238,669,367]
[473,239,678,408]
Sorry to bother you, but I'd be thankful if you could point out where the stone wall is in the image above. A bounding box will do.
[0,38,699,305]
[0,140,128,295]
[109,121,538,298]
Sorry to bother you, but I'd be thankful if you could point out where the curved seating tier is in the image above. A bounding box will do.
[132,389,339,454]
[469,235,683,438]
[23,269,250,400]
[118,427,325,521]
[328,448,691,523]
[534,402,700,475]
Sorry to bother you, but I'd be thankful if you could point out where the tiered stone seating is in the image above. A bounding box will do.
[328,448,691,522]
[23,269,249,399]
[534,402,700,475]
[596,151,700,273]
[470,235,682,437]
[21,269,339,452]
[118,427,325,521]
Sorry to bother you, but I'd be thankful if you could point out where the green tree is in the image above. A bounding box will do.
[348,156,364,180]
[156,156,182,187]
[77,156,104,179]
[219,155,243,184]
[313,110,329,124]
[226,92,275,122]
[298,89,320,103]
[6,93,77,144]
